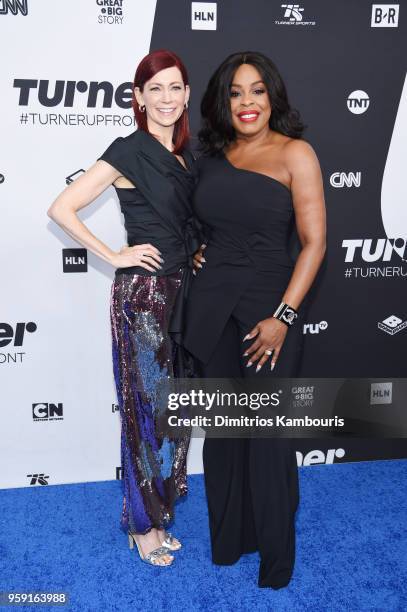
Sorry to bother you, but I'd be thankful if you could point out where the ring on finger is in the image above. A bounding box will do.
[264,349,274,356]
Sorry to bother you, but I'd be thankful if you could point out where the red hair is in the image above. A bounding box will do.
[132,49,190,154]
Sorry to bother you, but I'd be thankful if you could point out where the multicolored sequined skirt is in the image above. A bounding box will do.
[110,270,190,535]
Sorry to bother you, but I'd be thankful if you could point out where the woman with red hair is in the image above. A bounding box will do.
[47,50,199,566]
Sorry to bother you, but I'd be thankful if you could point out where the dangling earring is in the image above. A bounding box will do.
[184,101,189,110]
[139,104,145,113]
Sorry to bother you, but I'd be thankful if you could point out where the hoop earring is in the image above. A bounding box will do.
[139,104,145,113]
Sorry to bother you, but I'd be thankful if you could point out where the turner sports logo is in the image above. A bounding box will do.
[275,4,316,26]
[296,448,345,466]
[0,321,37,364]
[27,473,49,485]
[0,0,28,15]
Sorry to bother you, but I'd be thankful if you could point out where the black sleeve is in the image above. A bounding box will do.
[97,136,126,175]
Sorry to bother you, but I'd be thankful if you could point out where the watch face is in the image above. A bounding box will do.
[286,311,294,322]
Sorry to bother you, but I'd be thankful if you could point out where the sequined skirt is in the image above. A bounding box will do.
[110,270,190,534]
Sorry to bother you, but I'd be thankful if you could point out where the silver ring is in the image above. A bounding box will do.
[265,349,273,356]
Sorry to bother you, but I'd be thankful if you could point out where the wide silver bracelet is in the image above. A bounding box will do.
[272,302,298,327]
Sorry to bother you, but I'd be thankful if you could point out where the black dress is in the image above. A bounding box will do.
[183,152,305,588]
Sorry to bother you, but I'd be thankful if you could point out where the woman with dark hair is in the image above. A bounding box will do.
[184,51,326,587]
[47,50,199,566]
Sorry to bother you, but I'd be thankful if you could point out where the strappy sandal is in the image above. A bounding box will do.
[128,532,174,566]
[161,531,182,551]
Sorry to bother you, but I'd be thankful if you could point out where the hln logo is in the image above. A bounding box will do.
[32,402,64,421]
[27,473,49,485]
[371,4,399,27]
[0,0,28,16]
[191,2,217,30]
[62,248,87,273]
[370,382,392,404]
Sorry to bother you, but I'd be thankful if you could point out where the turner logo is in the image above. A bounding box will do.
[342,238,407,262]
[191,2,217,30]
[14,79,132,109]
[371,4,399,27]
[27,473,49,485]
[370,382,392,404]
[330,172,361,188]
[303,321,328,335]
[377,315,407,336]
[0,321,37,365]
[32,403,64,421]
[347,90,370,114]
[0,0,28,15]
[296,448,345,466]
[62,249,88,273]
[96,0,124,24]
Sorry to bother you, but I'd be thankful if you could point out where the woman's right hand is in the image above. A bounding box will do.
[111,244,164,272]
[193,244,207,275]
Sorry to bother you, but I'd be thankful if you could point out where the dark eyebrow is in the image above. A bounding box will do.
[230,80,265,88]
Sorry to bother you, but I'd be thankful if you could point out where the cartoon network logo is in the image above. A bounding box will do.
[377,315,407,336]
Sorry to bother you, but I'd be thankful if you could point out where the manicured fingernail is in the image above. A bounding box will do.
[201,258,206,262]
[193,270,196,276]
[243,334,251,342]
[270,362,275,371]
[160,257,165,263]
[246,361,252,368]
[243,352,248,357]
[256,364,262,372]
[197,263,202,268]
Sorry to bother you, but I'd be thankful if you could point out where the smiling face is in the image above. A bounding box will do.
[134,65,190,131]
[229,63,271,137]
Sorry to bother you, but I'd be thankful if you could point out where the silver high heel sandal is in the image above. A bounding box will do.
[128,532,174,566]
[160,531,182,551]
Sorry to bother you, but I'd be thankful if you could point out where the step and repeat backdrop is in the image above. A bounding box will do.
[1,0,406,489]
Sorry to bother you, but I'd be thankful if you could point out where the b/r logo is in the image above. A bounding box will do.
[371,4,399,27]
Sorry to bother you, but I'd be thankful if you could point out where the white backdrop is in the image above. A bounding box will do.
[0,0,204,489]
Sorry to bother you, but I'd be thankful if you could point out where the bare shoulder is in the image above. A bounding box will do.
[283,138,318,162]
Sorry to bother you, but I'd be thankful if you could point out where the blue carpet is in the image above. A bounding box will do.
[0,460,406,612]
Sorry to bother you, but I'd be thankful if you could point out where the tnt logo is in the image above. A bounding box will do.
[32,403,64,421]
[370,382,392,405]
[62,248,87,273]
[0,0,28,15]
[371,4,399,27]
[27,473,49,485]
[191,2,217,30]
[347,90,370,114]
